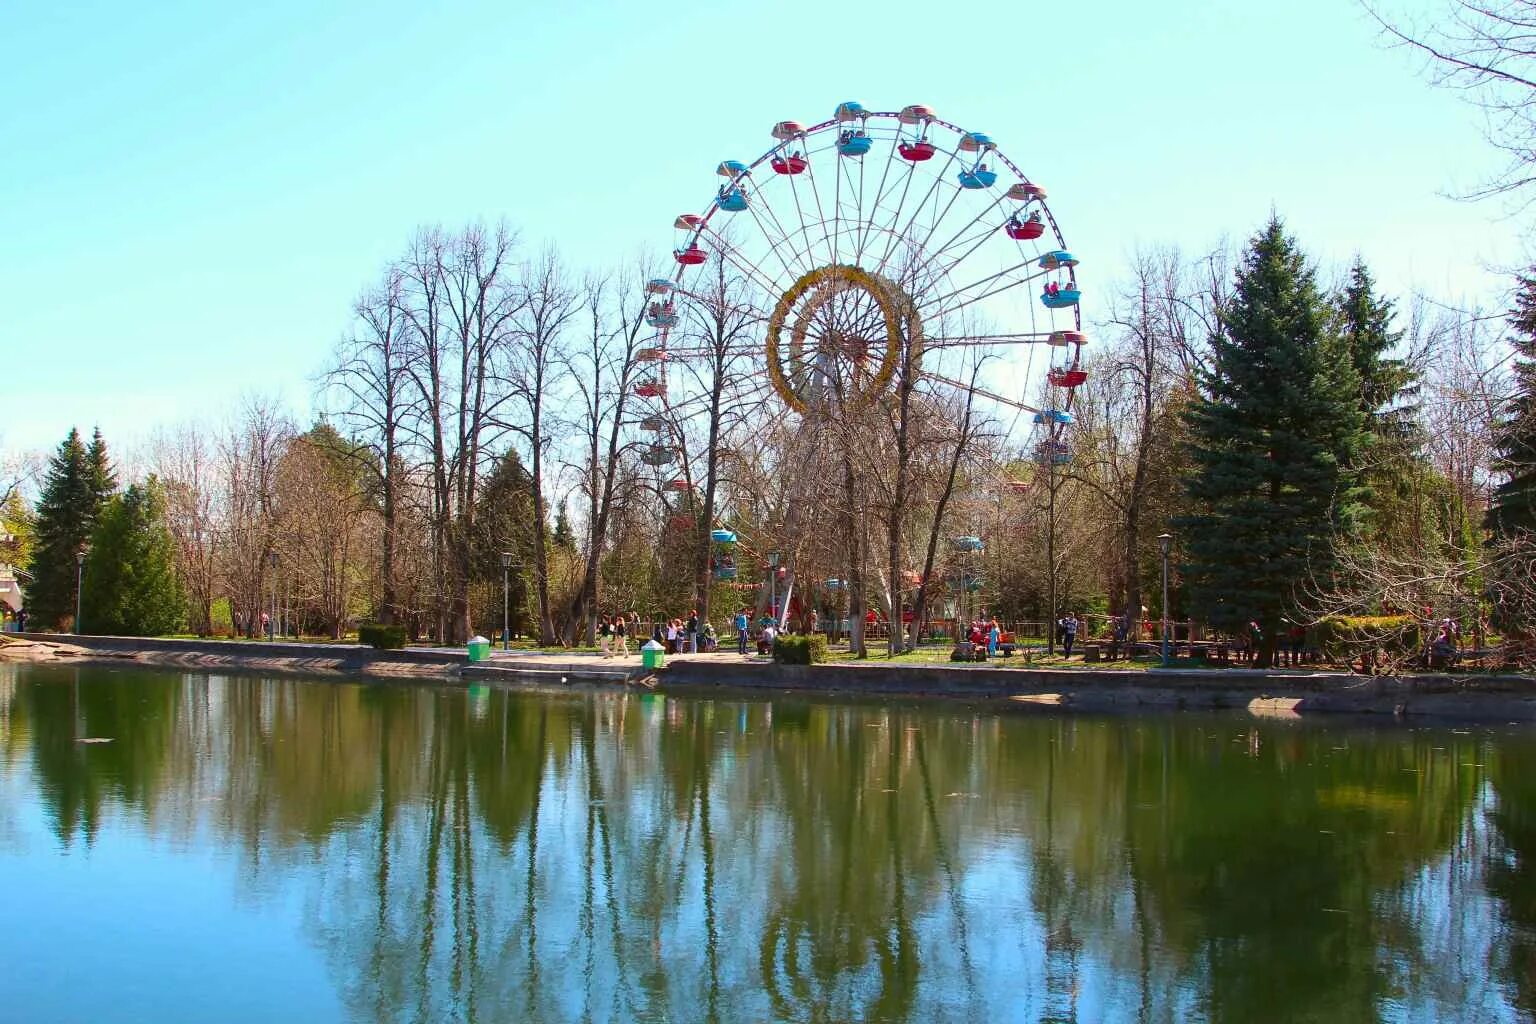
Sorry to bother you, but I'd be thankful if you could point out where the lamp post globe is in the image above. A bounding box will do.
[1156,533,1173,667]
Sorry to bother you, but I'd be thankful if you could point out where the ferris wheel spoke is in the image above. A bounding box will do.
[753,185,816,276]
[700,226,789,299]
[853,137,899,265]
[921,330,1056,347]
[926,191,1009,267]
[786,171,832,272]
[927,223,1006,287]
[923,372,1040,415]
[876,145,963,274]
[900,180,968,279]
[921,264,1051,319]
[745,202,805,283]
[806,150,837,266]
[831,151,844,267]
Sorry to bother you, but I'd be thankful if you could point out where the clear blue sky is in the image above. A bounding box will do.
[1,0,1520,456]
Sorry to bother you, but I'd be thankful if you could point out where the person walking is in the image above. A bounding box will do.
[735,608,750,655]
[987,618,1000,658]
[597,615,612,658]
[1062,612,1079,658]
[614,613,628,657]
[666,618,678,653]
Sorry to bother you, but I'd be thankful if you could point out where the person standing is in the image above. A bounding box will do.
[686,610,699,654]
[987,618,1000,658]
[666,618,678,653]
[614,613,628,657]
[735,608,749,655]
[598,615,612,658]
[1063,612,1079,658]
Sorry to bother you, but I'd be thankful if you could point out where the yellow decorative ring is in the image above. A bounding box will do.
[765,264,905,413]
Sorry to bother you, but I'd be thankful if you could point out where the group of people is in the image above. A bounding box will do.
[595,612,636,658]
[594,611,732,659]
[966,618,1003,657]
[592,607,776,659]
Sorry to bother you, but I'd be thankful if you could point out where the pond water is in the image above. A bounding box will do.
[2,663,1535,1023]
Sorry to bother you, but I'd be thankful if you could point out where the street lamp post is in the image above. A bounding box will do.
[75,549,86,635]
[267,551,279,642]
[500,552,513,650]
[1157,533,1173,667]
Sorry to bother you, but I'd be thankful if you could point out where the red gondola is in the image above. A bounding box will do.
[664,479,692,492]
[667,514,694,530]
[771,154,809,174]
[1048,368,1088,388]
[636,379,666,398]
[1005,216,1045,241]
[898,140,936,162]
[674,245,707,266]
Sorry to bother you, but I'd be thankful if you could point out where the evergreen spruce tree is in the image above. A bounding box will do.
[1335,259,1420,543]
[24,428,108,628]
[81,477,185,636]
[1180,218,1368,666]
[85,427,117,508]
[1488,271,1536,538]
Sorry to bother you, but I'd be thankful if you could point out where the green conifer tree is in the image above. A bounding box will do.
[24,428,107,628]
[1335,259,1420,545]
[80,477,185,636]
[1488,272,1536,538]
[85,427,116,508]
[1180,218,1368,666]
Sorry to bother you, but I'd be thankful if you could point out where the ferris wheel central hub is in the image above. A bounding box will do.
[766,263,922,414]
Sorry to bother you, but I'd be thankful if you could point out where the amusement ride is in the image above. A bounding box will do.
[634,100,1086,628]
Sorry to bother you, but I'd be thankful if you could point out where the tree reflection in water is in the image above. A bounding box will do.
[3,664,1536,1022]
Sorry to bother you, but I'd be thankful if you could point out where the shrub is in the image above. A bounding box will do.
[773,633,828,665]
[359,623,408,650]
[1314,615,1420,664]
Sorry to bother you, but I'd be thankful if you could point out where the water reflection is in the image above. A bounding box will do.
[1,663,1533,1022]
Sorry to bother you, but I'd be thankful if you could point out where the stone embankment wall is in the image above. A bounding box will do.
[7,633,1536,721]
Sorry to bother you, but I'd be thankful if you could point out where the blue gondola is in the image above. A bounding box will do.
[1037,250,1079,271]
[716,159,749,177]
[951,535,985,552]
[710,529,736,544]
[837,130,872,157]
[645,278,674,295]
[645,303,679,328]
[714,565,738,581]
[1036,440,1072,466]
[1040,288,1081,309]
[834,100,866,121]
[824,578,845,589]
[958,166,997,189]
[717,186,748,212]
[1033,409,1074,425]
[959,131,994,152]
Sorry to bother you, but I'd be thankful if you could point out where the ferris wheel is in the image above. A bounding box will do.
[635,99,1086,490]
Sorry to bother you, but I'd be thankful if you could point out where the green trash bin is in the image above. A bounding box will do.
[466,636,491,663]
[642,639,666,670]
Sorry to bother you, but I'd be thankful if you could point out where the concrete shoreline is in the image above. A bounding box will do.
[6,632,1536,722]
